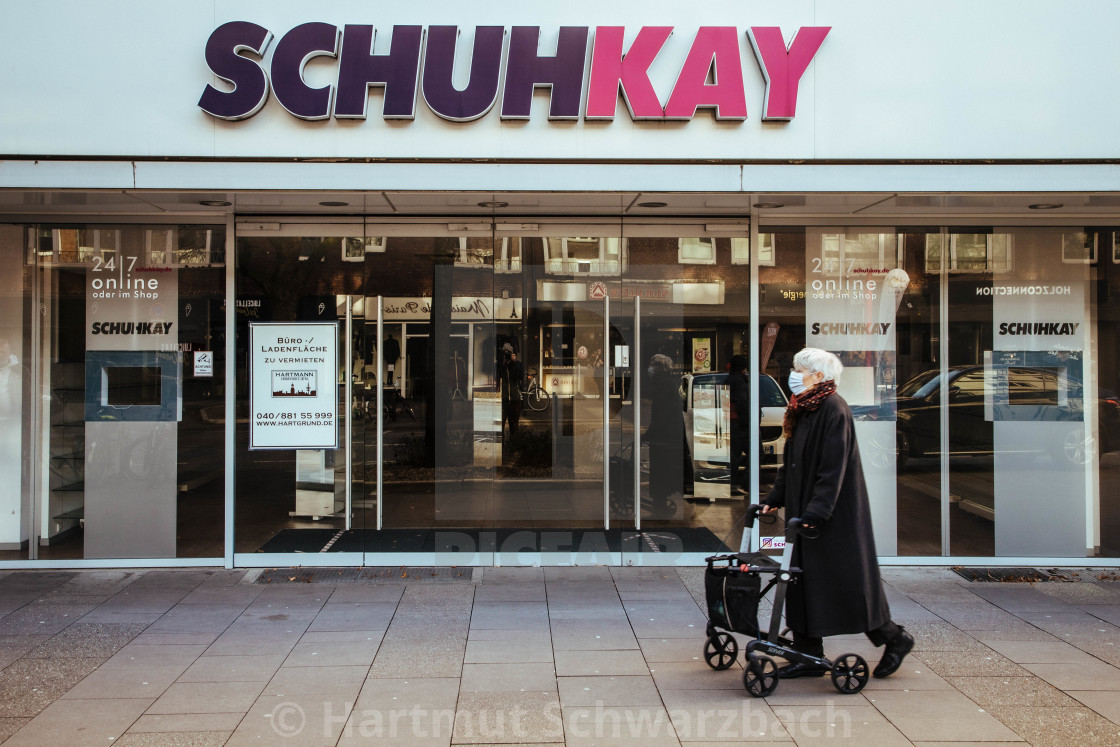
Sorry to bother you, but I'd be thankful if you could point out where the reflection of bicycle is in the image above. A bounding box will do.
[522,370,550,412]
[383,381,416,421]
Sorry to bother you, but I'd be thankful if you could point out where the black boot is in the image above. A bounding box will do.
[873,627,914,678]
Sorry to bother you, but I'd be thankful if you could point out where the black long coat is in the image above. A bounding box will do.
[763,393,890,638]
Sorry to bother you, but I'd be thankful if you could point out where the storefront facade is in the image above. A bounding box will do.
[2,0,1119,567]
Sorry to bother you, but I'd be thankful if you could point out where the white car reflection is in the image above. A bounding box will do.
[680,372,789,487]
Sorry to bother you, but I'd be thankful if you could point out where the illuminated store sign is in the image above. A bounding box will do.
[199,23,829,123]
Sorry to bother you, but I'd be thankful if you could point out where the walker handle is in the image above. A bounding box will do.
[786,516,820,539]
[745,504,764,529]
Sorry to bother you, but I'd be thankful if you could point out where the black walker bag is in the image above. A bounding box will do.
[704,552,778,637]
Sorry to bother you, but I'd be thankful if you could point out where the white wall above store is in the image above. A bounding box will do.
[1,0,1118,161]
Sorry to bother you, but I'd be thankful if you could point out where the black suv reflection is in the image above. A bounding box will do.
[856,365,1120,469]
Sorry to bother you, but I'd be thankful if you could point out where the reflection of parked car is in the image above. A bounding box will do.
[680,372,789,480]
[856,366,1120,469]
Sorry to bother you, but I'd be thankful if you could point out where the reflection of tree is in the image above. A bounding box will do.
[178,228,212,265]
[238,238,338,320]
[426,238,457,467]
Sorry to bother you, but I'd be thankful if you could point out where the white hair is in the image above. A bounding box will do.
[793,347,843,383]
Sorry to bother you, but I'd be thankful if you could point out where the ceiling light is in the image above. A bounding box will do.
[637,201,668,208]
[319,201,349,207]
[478,201,509,208]
[200,200,231,207]
[1028,203,1063,210]
[752,202,785,209]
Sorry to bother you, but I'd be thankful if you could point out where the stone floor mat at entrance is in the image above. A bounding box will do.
[952,567,1083,583]
[255,527,729,554]
[255,567,474,584]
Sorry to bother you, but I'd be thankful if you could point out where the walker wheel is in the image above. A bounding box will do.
[830,653,870,694]
[743,654,780,697]
[703,633,738,670]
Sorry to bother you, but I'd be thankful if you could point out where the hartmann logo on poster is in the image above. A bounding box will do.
[198,24,829,123]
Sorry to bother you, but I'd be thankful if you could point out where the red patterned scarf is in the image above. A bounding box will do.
[782,380,837,438]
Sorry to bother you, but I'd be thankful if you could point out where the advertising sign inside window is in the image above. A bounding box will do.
[249,322,338,449]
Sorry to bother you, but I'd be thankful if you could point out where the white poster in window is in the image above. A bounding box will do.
[989,229,1090,557]
[250,322,338,450]
[804,231,907,555]
[193,351,213,377]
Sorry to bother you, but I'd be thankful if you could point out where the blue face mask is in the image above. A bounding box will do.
[788,371,807,396]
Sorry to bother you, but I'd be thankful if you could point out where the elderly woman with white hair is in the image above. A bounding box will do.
[761,347,914,679]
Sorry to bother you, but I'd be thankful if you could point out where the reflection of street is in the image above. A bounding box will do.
[229,386,1120,559]
[895,457,994,556]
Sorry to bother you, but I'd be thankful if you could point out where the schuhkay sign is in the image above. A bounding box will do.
[199,24,829,123]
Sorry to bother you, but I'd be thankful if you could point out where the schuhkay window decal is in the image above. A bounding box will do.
[198,23,830,123]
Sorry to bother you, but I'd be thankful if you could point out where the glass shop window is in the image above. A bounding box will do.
[455,236,494,267]
[542,237,625,275]
[731,235,775,266]
[678,237,716,265]
[925,233,1012,272]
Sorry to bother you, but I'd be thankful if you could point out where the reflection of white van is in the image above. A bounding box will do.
[680,373,789,480]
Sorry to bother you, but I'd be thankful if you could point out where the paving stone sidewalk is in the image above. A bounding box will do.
[0,566,1119,746]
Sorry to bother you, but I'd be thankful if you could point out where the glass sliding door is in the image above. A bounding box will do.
[757,226,942,557]
[620,222,755,559]
[946,228,1098,557]
[491,225,615,563]
[0,225,31,560]
[234,226,366,560]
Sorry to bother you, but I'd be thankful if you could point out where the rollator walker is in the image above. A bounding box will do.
[702,504,870,697]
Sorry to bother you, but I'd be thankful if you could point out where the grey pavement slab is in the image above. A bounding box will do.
[984,705,1120,747]
[454,691,564,744]
[99,643,209,670]
[322,584,406,604]
[147,679,267,714]
[470,601,550,630]
[177,652,288,682]
[128,711,253,733]
[562,704,684,745]
[144,604,245,633]
[980,638,1099,664]
[0,657,104,716]
[474,582,548,602]
[1068,689,1120,724]
[554,649,650,676]
[264,664,370,696]
[1,697,153,746]
[461,662,557,692]
[465,638,555,664]
[116,730,233,746]
[341,677,460,746]
[307,602,397,631]
[62,665,185,700]
[863,689,1022,742]
[284,638,382,667]
[558,675,662,706]
[659,688,793,742]
[944,676,1079,707]
[1021,660,1120,690]
[639,637,709,663]
[229,691,350,746]
[0,605,98,635]
[1,566,1120,744]
[24,621,147,658]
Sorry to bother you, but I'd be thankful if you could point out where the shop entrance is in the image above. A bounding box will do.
[233,220,760,563]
